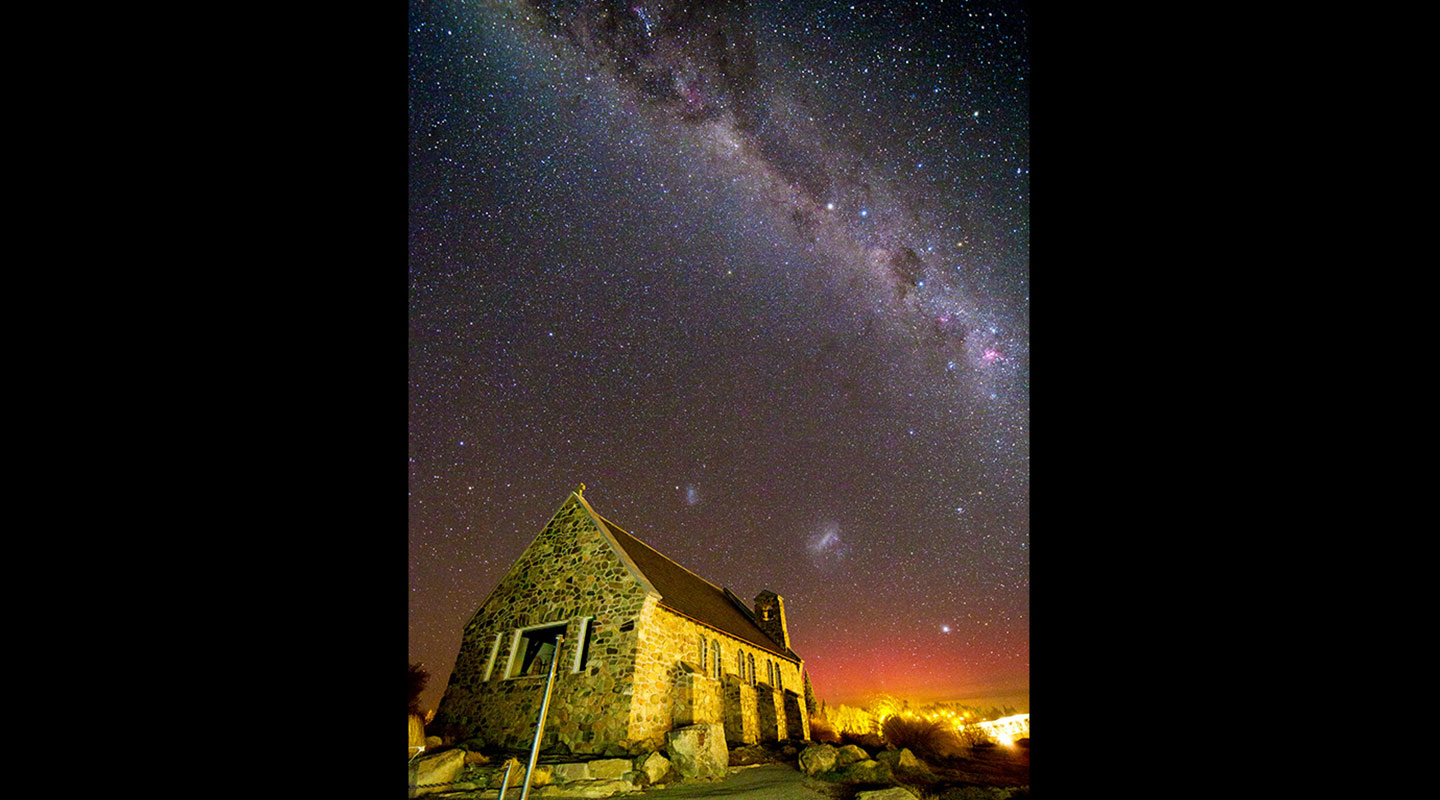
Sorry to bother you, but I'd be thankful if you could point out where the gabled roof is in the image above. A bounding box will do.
[574,493,801,664]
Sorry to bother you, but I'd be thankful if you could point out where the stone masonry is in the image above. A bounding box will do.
[722,676,758,745]
[434,489,808,755]
[434,495,650,753]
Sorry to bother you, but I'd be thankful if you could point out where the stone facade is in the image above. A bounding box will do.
[756,684,786,740]
[722,676,758,744]
[784,689,811,741]
[624,598,807,749]
[434,495,650,753]
[435,489,809,755]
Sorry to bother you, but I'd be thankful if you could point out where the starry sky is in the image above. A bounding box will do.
[409,0,1029,713]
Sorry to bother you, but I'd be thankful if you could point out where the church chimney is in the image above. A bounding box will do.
[754,590,790,650]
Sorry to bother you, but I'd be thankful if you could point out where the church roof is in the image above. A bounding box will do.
[580,500,801,664]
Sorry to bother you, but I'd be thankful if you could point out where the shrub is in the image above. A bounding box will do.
[954,724,997,750]
[808,718,842,744]
[408,664,429,716]
[840,730,885,751]
[882,715,962,761]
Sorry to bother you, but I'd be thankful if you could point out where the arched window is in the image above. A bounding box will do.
[737,650,744,679]
[748,653,756,685]
[700,635,708,672]
[711,639,721,679]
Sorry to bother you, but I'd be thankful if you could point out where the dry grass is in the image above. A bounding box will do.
[839,730,885,751]
[808,718,843,744]
[882,715,964,761]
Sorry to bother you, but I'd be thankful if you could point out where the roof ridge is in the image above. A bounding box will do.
[723,587,762,624]
[584,500,802,663]
[592,512,732,597]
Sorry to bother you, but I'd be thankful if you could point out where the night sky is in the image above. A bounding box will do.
[409,0,1029,713]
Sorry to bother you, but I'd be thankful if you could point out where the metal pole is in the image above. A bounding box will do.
[520,635,563,800]
[497,760,514,800]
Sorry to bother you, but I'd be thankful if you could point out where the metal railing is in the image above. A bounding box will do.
[410,636,564,799]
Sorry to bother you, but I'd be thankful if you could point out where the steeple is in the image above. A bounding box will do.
[753,590,790,650]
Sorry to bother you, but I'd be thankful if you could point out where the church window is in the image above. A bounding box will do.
[506,622,566,678]
[712,639,721,679]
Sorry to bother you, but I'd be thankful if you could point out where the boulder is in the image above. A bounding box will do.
[552,762,592,783]
[855,788,920,800]
[875,747,928,776]
[412,748,466,797]
[842,759,895,784]
[531,778,639,798]
[665,722,729,779]
[638,751,674,784]
[797,743,837,776]
[835,744,870,768]
[587,758,632,780]
[939,789,1019,800]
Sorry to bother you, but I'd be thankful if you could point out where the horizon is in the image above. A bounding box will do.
[410,0,1028,721]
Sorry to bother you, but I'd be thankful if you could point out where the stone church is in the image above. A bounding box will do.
[434,485,810,754]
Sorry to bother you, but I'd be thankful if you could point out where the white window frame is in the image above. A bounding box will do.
[483,631,503,681]
[572,617,593,674]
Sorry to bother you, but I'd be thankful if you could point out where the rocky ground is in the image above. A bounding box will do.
[410,726,1028,799]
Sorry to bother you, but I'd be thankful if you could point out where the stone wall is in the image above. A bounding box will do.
[433,494,652,754]
[755,684,787,740]
[434,491,810,754]
[722,676,758,745]
[783,689,810,741]
[628,603,806,748]
[671,668,723,727]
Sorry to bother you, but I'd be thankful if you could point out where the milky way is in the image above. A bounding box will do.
[502,0,1029,396]
[410,0,1029,710]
